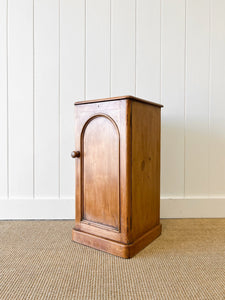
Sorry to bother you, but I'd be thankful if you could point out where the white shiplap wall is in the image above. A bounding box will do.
[1,0,225,219]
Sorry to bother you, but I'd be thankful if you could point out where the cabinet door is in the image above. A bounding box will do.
[82,115,120,230]
[74,100,130,242]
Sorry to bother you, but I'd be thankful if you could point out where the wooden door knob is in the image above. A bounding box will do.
[71,151,80,158]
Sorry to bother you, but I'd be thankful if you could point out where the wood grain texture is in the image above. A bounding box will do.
[72,224,161,259]
[82,116,120,230]
[74,100,129,243]
[75,95,163,107]
[131,101,161,241]
[72,96,162,258]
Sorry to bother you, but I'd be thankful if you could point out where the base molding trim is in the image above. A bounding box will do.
[0,197,225,219]
[0,198,75,219]
[72,224,162,258]
[161,197,225,218]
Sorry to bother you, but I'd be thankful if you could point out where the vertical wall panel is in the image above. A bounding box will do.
[161,0,185,197]
[8,0,33,198]
[209,0,225,196]
[34,0,59,197]
[136,0,161,101]
[60,0,85,198]
[185,0,210,196]
[0,0,8,198]
[111,0,135,96]
[86,0,110,99]
[1,0,225,219]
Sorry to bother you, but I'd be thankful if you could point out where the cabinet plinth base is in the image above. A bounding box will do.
[72,224,162,259]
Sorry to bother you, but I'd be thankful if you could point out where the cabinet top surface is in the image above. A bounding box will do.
[74,95,163,108]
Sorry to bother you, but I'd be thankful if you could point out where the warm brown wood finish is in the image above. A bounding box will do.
[71,151,80,158]
[131,101,161,242]
[82,116,120,230]
[75,95,163,108]
[72,96,163,258]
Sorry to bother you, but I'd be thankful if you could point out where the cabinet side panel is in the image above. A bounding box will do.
[131,101,161,240]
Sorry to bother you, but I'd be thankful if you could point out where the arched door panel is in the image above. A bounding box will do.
[81,115,120,231]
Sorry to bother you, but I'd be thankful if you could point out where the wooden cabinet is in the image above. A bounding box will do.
[71,95,163,258]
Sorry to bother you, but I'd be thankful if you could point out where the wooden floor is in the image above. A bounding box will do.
[0,219,225,299]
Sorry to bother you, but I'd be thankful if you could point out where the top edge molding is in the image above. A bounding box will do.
[74,95,163,108]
